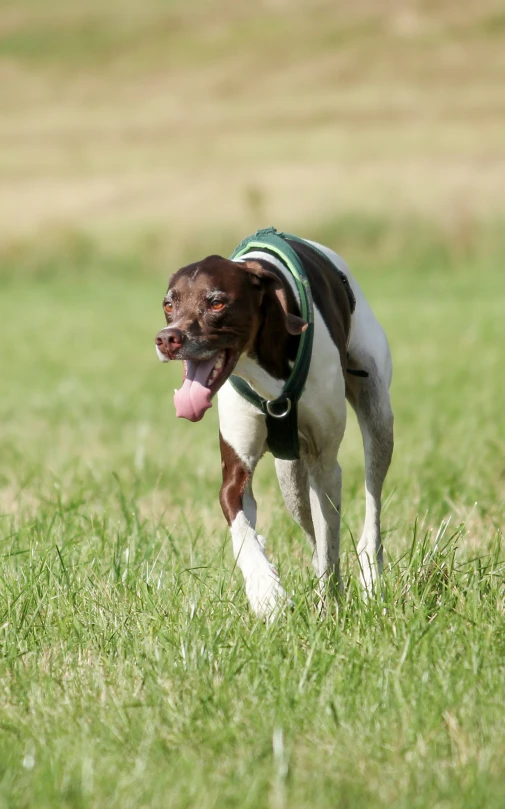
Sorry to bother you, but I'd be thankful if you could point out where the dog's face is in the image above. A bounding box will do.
[155,255,306,422]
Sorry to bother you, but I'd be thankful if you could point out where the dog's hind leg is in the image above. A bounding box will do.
[339,269,394,594]
[346,367,394,594]
[275,459,318,572]
[307,454,343,599]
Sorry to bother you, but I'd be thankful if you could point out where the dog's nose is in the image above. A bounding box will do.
[155,328,185,355]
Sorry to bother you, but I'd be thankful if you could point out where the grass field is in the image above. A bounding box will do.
[1,2,505,808]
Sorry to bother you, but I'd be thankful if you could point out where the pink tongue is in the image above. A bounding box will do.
[174,355,219,422]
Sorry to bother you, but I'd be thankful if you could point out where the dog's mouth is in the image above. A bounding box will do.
[174,349,238,422]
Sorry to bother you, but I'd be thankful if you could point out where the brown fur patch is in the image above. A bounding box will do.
[285,239,352,369]
[219,433,250,523]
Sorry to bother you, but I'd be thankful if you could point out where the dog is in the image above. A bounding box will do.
[155,230,394,617]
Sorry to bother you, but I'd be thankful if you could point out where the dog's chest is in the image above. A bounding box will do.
[231,305,347,459]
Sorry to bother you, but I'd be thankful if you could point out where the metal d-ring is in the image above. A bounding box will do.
[265,397,292,418]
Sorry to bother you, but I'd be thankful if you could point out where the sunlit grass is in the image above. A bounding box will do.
[0,218,504,806]
[1,1,504,803]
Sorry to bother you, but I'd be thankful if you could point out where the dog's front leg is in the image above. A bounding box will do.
[219,431,289,619]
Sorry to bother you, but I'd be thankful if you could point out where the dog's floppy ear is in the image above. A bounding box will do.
[242,260,308,335]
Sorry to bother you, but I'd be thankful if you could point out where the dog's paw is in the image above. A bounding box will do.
[244,561,291,620]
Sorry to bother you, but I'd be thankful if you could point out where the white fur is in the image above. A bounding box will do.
[231,250,348,459]
[306,241,392,385]
[156,345,170,363]
[231,512,289,618]
[218,242,394,614]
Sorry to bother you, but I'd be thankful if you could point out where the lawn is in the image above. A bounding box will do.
[1,218,504,808]
[1,1,505,807]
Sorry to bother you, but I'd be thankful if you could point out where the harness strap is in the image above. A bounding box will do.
[283,236,357,315]
[229,228,315,460]
[228,227,365,459]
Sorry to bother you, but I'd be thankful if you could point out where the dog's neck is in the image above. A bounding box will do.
[233,251,300,398]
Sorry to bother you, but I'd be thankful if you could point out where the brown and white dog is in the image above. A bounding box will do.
[155,236,394,617]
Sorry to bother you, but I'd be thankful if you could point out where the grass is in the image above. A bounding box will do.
[0,217,504,808]
[1,0,505,805]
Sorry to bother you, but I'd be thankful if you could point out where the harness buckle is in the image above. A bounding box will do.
[265,398,292,418]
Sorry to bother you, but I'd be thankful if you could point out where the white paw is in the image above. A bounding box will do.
[244,561,290,619]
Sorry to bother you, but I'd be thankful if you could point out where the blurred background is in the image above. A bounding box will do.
[2,0,505,244]
[1,0,504,541]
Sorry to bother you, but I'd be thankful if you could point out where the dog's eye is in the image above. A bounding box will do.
[210,301,225,312]
[164,302,173,314]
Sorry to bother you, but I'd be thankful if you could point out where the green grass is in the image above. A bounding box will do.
[1,218,504,808]
[1,0,505,803]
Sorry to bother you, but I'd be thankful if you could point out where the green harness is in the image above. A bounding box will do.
[228,227,319,461]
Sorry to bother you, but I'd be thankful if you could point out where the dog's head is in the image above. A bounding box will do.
[155,255,307,422]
